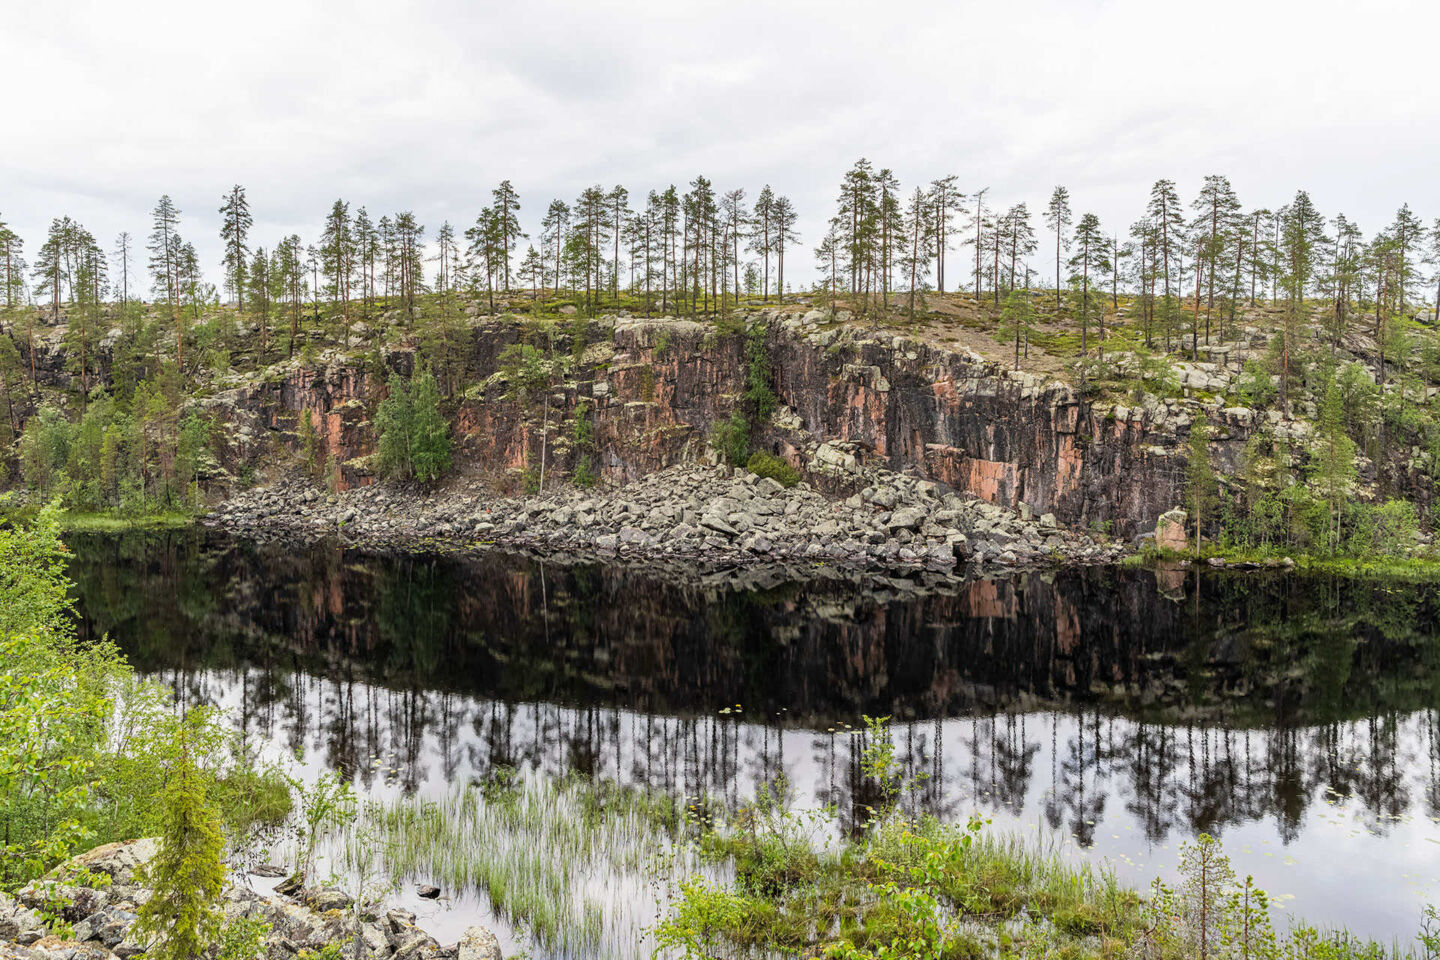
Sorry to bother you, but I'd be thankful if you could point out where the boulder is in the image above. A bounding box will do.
[885,507,926,531]
[457,926,503,960]
[1155,508,1189,552]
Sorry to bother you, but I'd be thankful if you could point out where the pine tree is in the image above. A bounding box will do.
[834,159,878,304]
[248,247,271,362]
[1068,212,1108,355]
[928,175,962,293]
[574,186,610,314]
[1044,186,1072,308]
[1002,203,1037,295]
[749,185,776,301]
[968,186,989,298]
[491,180,523,293]
[540,200,570,300]
[1279,191,1326,401]
[0,217,24,309]
[721,189,748,309]
[773,195,798,299]
[1191,175,1241,350]
[111,231,132,312]
[607,185,629,298]
[1423,217,1440,325]
[1147,179,1186,350]
[900,186,934,321]
[875,168,901,311]
[1390,203,1422,314]
[148,196,185,367]
[353,206,378,320]
[218,185,252,310]
[320,199,354,339]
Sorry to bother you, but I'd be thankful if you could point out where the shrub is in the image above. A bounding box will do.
[746,452,799,487]
[572,455,598,489]
[711,413,750,467]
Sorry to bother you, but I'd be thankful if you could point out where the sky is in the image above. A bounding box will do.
[3,0,1438,293]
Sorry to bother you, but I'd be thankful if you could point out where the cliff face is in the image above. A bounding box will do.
[13,308,1237,536]
[190,311,1203,537]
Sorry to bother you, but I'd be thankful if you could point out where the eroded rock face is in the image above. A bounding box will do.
[7,309,1255,537]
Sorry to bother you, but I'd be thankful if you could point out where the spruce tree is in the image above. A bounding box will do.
[135,721,225,960]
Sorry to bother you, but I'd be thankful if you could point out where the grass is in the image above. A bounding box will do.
[672,810,1142,960]
[55,509,197,533]
[1132,542,1440,582]
[342,770,699,959]
[0,501,198,533]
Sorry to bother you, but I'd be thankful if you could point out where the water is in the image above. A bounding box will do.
[66,529,1440,946]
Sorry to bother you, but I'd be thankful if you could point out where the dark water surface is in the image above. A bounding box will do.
[67,529,1440,941]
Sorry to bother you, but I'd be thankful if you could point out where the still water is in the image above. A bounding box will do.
[67,530,1440,943]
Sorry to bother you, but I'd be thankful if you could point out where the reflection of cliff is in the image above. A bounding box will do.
[63,529,1440,848]
[68,530,1440,729]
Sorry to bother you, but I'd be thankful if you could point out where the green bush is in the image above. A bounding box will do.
[746,452,800,487]
[711,412,750,466]
[572,455,598,489]
[375,367,452,483]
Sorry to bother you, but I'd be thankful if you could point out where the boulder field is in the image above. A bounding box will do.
[209,457,1127,572]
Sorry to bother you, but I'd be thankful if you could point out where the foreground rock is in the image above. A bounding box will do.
[0,839,493,960]
[209,459,1126,573]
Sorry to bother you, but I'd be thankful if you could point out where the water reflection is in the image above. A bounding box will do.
[66,530,1440,938]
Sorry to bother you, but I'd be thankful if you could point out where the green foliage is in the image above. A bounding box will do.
[374,368,452,483]
[0,509,290,893]
[285,770,357,884]
[1236,359,1278,409]
[995,290,1036,368]
[17,368,210,516]
[134,717,227,960]
[571,455,598,489]
[711,412,750,467]
[746,451,800,487]
[743,321,778,423]
[217,915,272,960]
[711,321,779,466]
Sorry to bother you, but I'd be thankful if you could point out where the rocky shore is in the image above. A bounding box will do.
[0,839,496,960]
[207,457,1127,573]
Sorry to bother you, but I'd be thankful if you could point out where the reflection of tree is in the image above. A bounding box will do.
[59,530,1440,853]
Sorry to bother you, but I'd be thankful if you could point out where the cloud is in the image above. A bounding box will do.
[2,0,1437,292]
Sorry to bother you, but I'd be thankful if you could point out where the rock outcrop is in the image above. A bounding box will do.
[12,307,1342,540]
[0,839,489,960]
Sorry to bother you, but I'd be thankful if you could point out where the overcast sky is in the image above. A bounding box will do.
[3,0,1437,293]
